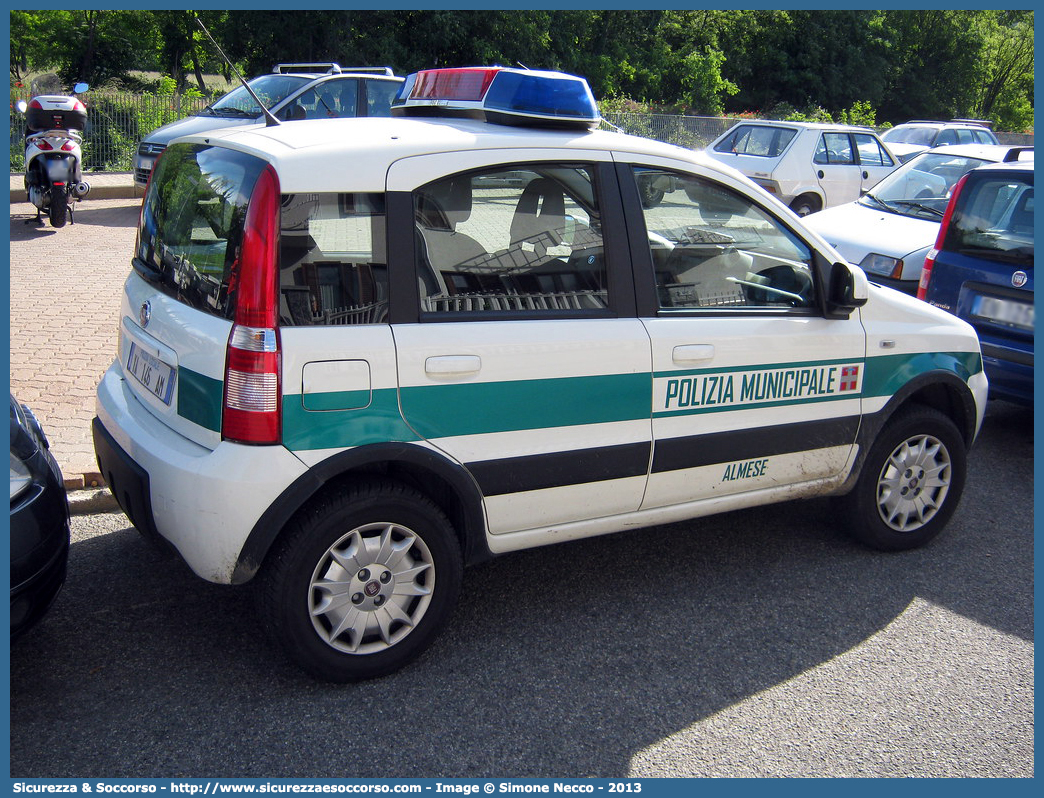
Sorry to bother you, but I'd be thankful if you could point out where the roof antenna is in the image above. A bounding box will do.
[195,16,281,127]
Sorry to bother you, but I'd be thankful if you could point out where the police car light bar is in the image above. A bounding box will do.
[391,67,601,130]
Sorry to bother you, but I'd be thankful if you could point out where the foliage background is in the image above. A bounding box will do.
[9,9,1034,132]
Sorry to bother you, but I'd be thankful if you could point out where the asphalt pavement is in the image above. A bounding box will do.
[9,399,1034,777]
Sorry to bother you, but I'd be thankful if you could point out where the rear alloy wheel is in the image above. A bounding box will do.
[259,481,463,682]
[840,405,966,551]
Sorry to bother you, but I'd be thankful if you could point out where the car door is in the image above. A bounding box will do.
[618,157,866,511]
[812,131,862,206]
[853,132,897,193]
[386,150,653,536]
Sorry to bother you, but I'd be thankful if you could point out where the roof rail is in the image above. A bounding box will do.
[333,67,397,76]
[951,118,993,128]
[271,63,396,77]
[273,63,342,74]
[1003,146,1033,162]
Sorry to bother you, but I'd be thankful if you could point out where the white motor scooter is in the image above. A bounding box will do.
[16,82,91,228]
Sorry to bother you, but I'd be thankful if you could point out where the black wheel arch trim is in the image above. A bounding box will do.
[232,443,491,584]
[839,369,979,495]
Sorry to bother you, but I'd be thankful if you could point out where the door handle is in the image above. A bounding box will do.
[672,344,715,364]
[425,355,481,376]
[862,170,869,179]
[817,170,824,179]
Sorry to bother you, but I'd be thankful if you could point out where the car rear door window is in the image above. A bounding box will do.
[414,165,609,315]
[814,133,855,165]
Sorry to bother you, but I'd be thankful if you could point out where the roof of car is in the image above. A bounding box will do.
[174,115,720,194]
[969,159,1035,174]
[727,119,876,133]
[894,120,992,129]
[913,143,1033,162]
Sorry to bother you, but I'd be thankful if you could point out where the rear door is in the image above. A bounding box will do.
[387,150,653,536]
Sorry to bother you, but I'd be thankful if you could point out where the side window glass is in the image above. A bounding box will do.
[633,167,816,312]
[854,134,890,166]
[278,193,388,325]
[365,80,400,117]
[936,129,957,146]
[815,133,854,165]
[415,165,608,315]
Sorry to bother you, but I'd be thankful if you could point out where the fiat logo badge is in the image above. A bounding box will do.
[1012,271,1028,289]
[139,300,152,328]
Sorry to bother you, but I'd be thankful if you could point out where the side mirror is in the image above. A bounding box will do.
[826,261,868,318]
[16,100,27,114]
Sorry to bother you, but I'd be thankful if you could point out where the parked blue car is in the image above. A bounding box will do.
[919,160,1034,405]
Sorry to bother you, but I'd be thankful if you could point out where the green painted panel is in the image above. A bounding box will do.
[177,367,222,432]
[400,372,652,439]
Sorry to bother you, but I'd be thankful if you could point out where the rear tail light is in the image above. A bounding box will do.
[222,165,282,444]
[917,174,967,301]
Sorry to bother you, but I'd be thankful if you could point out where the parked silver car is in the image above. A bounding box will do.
[880,120,999,163]
[705,120,898,216]
[133,63,403,188]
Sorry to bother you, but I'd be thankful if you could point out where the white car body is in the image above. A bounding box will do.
[881,121,999,163]
[92,66,988,681]
[805,144,1033,294]
[705,120,898,215]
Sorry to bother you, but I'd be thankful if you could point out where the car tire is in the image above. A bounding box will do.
[258,480,463,682]
[639,181,665,208]
[840,404,966,551]
[789,195,819,217]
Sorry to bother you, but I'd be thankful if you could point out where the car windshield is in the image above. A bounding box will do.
[882,126,937,146]
[861,152,992,220]
[205,74,311,117]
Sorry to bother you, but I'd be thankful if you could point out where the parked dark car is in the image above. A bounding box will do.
[10,394,70,639]
[919,161,1034,405]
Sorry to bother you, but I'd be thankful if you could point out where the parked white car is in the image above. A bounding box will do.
[705,120,898,216]
[804,144,1033,294]
[880,120,999,163]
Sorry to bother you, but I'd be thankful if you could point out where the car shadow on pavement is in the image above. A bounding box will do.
[9,403,1032,778]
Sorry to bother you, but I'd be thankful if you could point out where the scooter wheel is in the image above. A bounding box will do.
[48,191,68,228]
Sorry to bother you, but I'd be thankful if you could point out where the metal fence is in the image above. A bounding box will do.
[8,90,1033,172]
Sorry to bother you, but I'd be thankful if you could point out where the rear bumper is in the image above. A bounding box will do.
[94,363,310,584]
[981,342,1033,405]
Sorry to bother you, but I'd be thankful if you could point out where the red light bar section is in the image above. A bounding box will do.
[410,68,501,102]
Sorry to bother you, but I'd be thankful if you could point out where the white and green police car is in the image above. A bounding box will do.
[94,67,987,682]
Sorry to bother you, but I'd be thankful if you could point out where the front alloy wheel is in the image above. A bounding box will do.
[874,433,951,532]
[840,404,966,551]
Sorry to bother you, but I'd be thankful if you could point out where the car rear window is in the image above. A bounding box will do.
[136,143,389,324]
[713,125,797,158]
[136,144,267,319]
[944,174,1034,266]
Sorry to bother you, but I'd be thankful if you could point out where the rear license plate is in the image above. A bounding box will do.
[973,295,1034,330]
[127,342,176,405]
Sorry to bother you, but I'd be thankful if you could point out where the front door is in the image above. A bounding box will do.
[624,161,866,510]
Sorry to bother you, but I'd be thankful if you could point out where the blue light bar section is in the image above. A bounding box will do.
[391,67,601,130]
[484,70,600,129]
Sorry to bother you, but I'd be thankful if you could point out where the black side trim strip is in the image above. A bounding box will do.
[652,415,860,474]
[468,441,651,497]
[982,342,1033,367]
